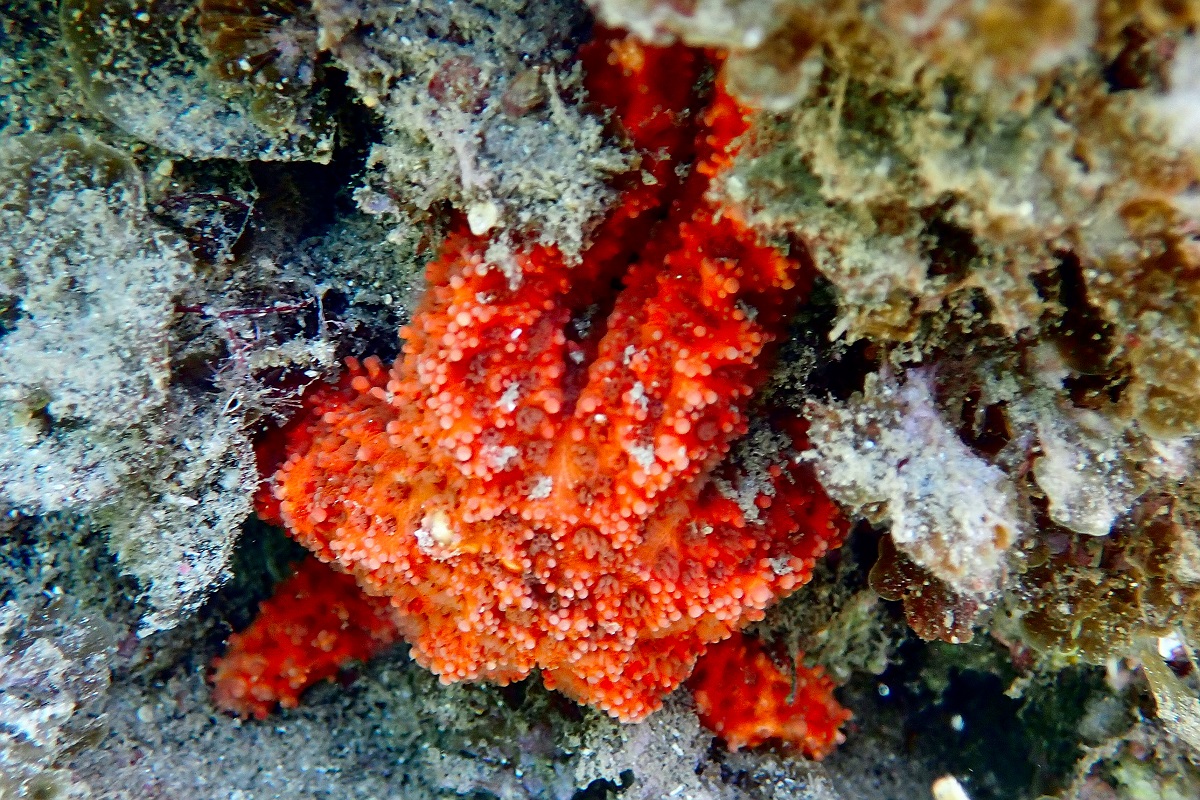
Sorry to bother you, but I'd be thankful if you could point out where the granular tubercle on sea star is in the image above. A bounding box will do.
[212,30,848,726]
[211,556,399,715]
[688,631,852,758]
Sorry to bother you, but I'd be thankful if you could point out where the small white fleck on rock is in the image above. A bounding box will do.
[932,775,972,800]
[467,200,501,235]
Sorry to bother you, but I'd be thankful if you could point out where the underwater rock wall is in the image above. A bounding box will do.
[3,1,1200,799]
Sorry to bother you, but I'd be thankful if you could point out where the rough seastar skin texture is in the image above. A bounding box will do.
[687,631,851,758]
[219,32,847,723]
[211,557,400,718]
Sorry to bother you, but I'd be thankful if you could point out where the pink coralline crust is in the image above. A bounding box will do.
[211,557,401,719]
[217,31,848,723]
[688,631,851,758]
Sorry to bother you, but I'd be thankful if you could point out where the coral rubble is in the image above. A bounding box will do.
[806,368,1023,597]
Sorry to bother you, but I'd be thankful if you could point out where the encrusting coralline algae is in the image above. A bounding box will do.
[4,0,1200,799]
[805,368,1024,598]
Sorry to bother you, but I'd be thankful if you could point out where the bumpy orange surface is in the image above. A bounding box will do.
[217,32,847,722]
[211,557,400,718]
[688,632,851,758]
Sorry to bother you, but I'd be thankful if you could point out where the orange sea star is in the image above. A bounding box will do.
[211,556,399,716]
[687,631,852,758]
[213,31,847,724]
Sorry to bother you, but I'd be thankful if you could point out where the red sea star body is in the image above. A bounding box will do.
[688,631,852,758]
[211,557,399,716]
[212,32,847,726]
